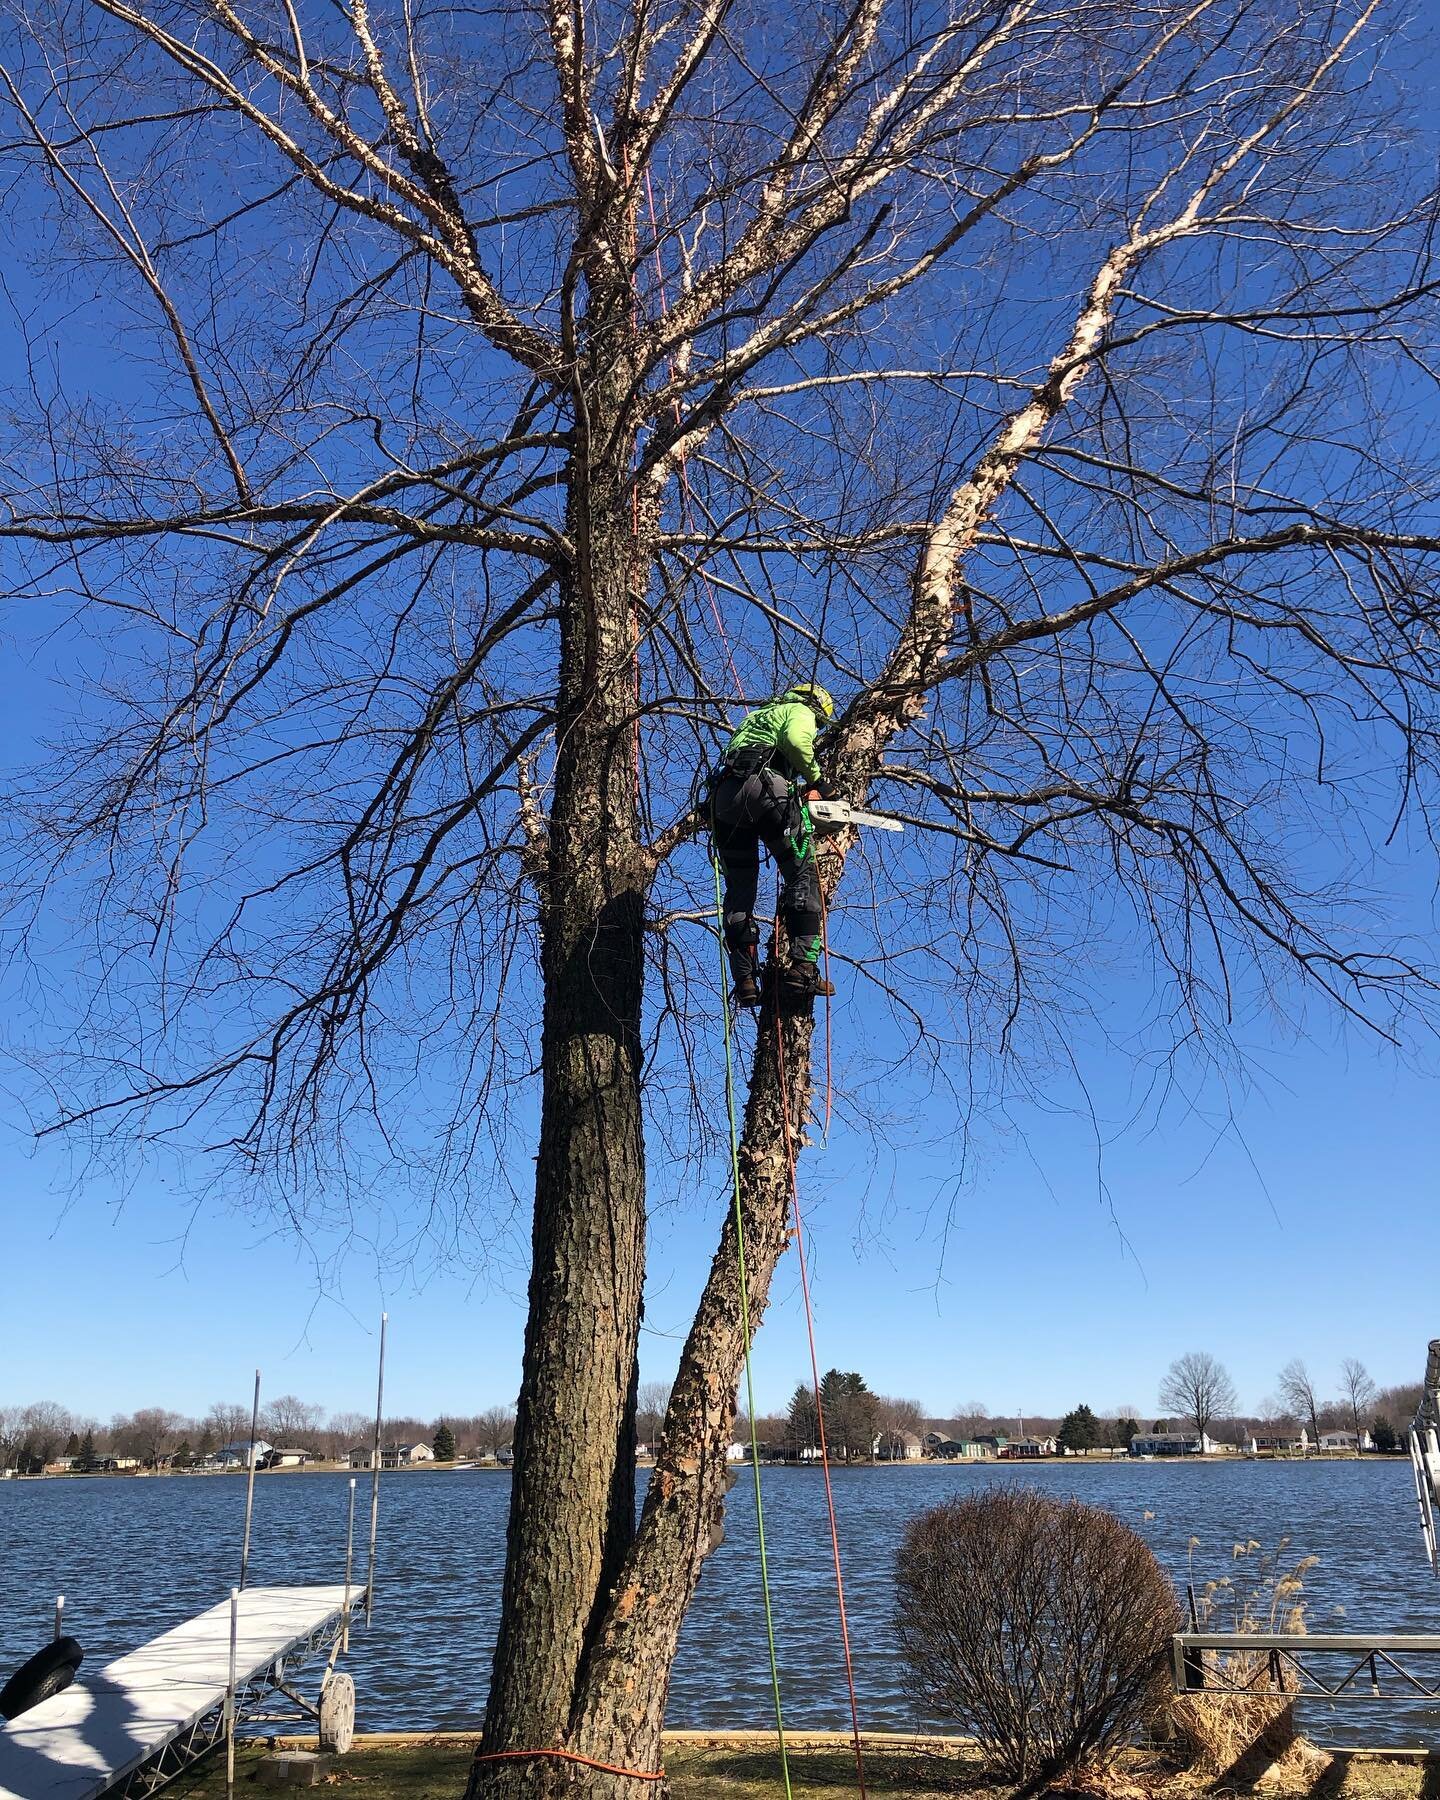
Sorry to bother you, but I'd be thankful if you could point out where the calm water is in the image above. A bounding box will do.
[2,1460,1436,1746]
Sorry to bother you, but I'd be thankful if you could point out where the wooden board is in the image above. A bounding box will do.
[0,1585,357,1799]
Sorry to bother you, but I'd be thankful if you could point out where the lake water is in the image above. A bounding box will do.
[3,1460,1437,1747]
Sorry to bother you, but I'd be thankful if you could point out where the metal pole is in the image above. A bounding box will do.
[53,1596,64,1641]
[225,1587,239,1800]
[240,1369,261,1590]
[343,1478,356,1653]
[366,1312,386,1624]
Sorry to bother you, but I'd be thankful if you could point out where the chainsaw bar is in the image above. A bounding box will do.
[808,798,904,833]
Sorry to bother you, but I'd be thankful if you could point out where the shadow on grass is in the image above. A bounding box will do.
[678,1745,991,1797]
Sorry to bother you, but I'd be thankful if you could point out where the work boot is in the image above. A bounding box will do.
[779,958,835,1000]
[732,969,762,1009]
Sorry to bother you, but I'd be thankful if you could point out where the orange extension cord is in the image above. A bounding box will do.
[470,1749,664,1782]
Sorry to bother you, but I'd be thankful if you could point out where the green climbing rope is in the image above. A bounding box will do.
[713,854,794,1800]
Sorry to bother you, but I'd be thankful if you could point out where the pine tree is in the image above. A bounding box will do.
[79,1430,96,1472]
[1059,1405,1101,1454]
[64,1432,80,1458]
[433,1420,457,1463]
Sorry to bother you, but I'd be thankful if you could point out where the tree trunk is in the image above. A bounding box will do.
[568,1001,816,1786]
[475,464,651,1794]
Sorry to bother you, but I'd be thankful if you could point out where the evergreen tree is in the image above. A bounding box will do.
[64,1431,80,1458]
[1373,1415,1398,1453]
[786,1384,819,1457]
[433,1420,457,1463]
[79,1429,96,1472]
[1058,1405,1101,1454]
[172,1440,193,1469]
[1116,1417,1140,1448]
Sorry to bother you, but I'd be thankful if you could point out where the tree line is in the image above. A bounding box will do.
[4,1351,1421,1475]
[0,1398,519,1475]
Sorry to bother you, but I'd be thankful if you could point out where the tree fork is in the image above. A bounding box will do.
[570,1001,816,1780]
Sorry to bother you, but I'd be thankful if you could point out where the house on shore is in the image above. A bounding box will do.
[215,1439,273,1469]
[1130,1430,1217,1456]
[260,1447,312,1469]
[346,1441,435,1469]
[1318,1428,1372,1453]
[382,1441,435,1469]
[876,1431,924,1461]
[1002,1436,1058,1459]
[1247,1429,1310,1455]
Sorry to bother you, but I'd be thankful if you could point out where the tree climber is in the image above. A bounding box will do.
[710,682,838,1007]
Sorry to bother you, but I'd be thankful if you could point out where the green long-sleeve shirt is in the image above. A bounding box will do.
[723,698,821,784]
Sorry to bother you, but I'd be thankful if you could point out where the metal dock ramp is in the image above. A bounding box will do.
[0,1585,360,1798]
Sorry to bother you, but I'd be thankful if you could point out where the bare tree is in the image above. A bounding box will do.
[263,1395,324,1446]
[116,1407,185,1468]
[875,1395,926,1459]
[205,1402,252,1450]
[1278,1360,1323,1450]
[16,1401,73,1470]
[1158,1353,1237,1443]
[322,1410,374,1462]
[1340,1359,1377,1451]
[634,1383,671,1453]
[3,0,1440,1790]
[476,1407,517,1459]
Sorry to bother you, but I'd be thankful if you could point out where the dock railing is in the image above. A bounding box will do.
[1173,1633,1440,1700]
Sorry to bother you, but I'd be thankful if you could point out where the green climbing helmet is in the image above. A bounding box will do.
[784,680,835,720]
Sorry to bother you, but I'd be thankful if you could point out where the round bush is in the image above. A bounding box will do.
[895,1487,1180,1793]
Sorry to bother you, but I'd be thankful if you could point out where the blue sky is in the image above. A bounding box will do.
[3,1,1440,1435]
[4,953,1436,1423]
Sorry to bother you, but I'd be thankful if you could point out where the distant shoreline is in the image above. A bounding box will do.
[3,1451,1409,1483]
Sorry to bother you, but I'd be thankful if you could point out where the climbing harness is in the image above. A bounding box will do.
[713,855,795,1800]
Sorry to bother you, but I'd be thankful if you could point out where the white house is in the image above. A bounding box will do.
[1130,1430,1217,1457]
[262,1447,311,1468]
[1004,1436,1059,1458]
[875,1431,924,1461]
[1318,1428,1372,1452]
[215,1439,274,1469]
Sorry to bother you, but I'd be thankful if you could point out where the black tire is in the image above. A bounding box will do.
[0,1637,84,1720]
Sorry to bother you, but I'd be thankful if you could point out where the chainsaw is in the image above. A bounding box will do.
[807,797,904,834]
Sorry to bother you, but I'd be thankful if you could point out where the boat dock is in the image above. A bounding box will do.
[0,1585,360,1798]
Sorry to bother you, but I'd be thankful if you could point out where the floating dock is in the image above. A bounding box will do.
[0,1585,360,1799]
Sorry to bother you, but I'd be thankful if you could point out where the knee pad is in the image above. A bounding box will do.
[724,911,759,949]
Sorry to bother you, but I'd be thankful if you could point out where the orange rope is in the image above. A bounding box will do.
[470,1749,664,1782]
[771,917,868,1800]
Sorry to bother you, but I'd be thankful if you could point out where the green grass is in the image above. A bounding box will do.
[169,1735,1439,1800]
[172,1737,983,1800]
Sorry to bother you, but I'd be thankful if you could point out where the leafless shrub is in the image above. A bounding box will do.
[895,1489,1180,1795]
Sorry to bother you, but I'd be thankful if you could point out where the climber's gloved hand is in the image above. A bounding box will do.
[810,778,840,801]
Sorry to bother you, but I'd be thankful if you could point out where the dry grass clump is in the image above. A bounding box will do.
[1171,1539,1322,1779]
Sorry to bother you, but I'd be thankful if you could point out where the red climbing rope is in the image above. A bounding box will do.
[470,1750,665,1782]
[771,942,868,1800]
